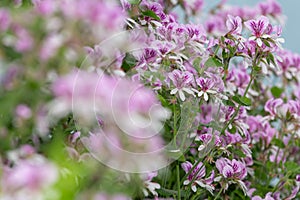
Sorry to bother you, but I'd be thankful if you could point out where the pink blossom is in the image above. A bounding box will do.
[264,98,283,117]
[195,77,217,101]
[14,27,33,52]
[0,9,10,31]
[169,70,194,101]
[2,158,58,192]
[141,172,161,197]
[216,158,247,180]
[15,104,32,119]
[244,16,270,46]
[258,0,282,16]
[32,0,56,15]
[226,15,242,35]
[181,161,214,193]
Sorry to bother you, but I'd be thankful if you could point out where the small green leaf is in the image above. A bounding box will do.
[121,53,137,72]
[142,10,160,21]
[204,57,223,67]
[263,40,271,47]
[232,95,242,105]
[128,0,140,4]
[222,99,235,107]
[268,53,276,65]
[253,65,262,72]
[271,86,283,98]
[228,125,237,134]
[233,148,246,158]
[273,138,285,148]
[240,96,252,106]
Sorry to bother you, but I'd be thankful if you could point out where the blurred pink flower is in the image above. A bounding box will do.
[0,9,10,31]
[226,15,242,35]
[15,104,32,119]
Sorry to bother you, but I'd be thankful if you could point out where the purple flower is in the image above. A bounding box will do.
[195,77,217,101]
[226,15,242,35]
[15,104,32,119]
[215,158,247,180]
[181,161,214,193]
[2,158,58,193]
[169,70,195,101]
[0,9,10,31]
[244,16,269,46]
[264,98,283,117]
[141,172,161,197]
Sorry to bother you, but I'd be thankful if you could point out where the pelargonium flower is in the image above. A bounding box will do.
[1,156,58,196]
[215,158,248,194]
[182,0,204,16]
[244,16,270,47]
[181,161,214,194]
[216,158,247,180]
[15,104,32,119]
[252,192,275,200]
[142,172,161,197]
[0,9,10,31]
[195,77,217,101]
[226,15,242,35]
[169,69,195,101]
[264,98,283,118]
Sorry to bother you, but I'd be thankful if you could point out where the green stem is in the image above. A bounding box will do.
[213,188,223,200]
[173,102,177,147]
[176,164,181,200]
[221,69,254,134]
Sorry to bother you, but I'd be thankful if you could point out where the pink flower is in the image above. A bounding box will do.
[226,15,242,35]
[32,0,56,15]
[14,27,34,52]
[264,98,283,117]
[15,104,32,119]
[0,9,10,31]
[244,16,270,46]
[216,158,247,180]
[169,70,194,101]
[195,77,217,101]
[141,172,161,197]
[181,161,214,193]
[2,158,58,192]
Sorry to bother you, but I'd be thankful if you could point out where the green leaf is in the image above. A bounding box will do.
[263,40,271,47]
[222,99,235,107]
[204,57,223,67]
[268,52,276,65]
[232,95,242,105]
[253,65,262,72]
[128,0,140,4]
[284,161,299,172]
[228,125,237,134]
[240,96,252,106]
[142,10,160,21]
[233,148,246,158]
[121,53,137,72]
[273,138,285,148]
[271,86,283,98]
